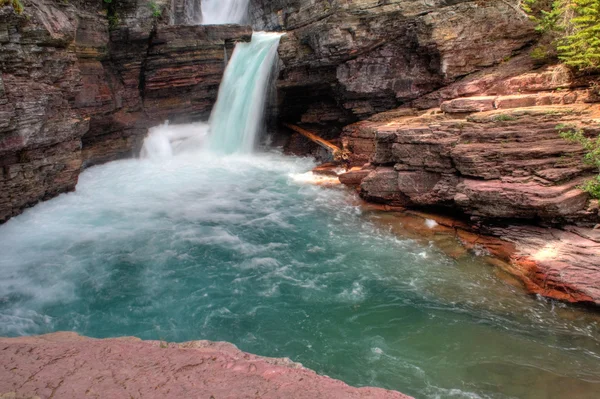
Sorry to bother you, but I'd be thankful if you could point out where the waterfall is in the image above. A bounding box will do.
[201,0,250,24]
[183,0,202,24]
[171,0,202,25]
[207,32,283,154]
[146,0,282,157]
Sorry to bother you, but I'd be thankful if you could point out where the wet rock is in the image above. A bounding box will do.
[339,168,371,186]
[481,225,600,305]
[361,167,409,206]
[0,333,411,399]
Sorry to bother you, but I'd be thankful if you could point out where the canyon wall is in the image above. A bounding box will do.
[0,0,250,222]
[248,0,598,228]
[249,0,537,146]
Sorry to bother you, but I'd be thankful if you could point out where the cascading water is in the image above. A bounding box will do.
[166,0,282,154]
[141,32,282,157]
[170,0,202,25]
[207,32,282,154]
[201,0,250,24]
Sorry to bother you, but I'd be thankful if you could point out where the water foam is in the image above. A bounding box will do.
[207,32,283,154]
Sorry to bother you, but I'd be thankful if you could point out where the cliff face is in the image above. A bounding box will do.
[250,0,535,125]
[0,0,250,223]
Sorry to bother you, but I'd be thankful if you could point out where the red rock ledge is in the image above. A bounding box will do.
[0,332,411,399]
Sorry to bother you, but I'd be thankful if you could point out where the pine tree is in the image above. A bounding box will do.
[557,0,600,70]
[523,0,600,71]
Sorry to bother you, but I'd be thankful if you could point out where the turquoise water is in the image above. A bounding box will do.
[1,151,599,399]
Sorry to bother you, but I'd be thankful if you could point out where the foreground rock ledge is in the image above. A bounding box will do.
[0,333,411,399]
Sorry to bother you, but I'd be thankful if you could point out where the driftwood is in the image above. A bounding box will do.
[283,124,350,162]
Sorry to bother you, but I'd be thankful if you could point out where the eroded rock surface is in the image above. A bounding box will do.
[361,205,600,305]
[346,103,600,224]
[337,66,600,304]
[251,0,535,124]
[0,332,411,399]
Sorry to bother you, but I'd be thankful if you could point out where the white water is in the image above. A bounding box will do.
[141,121,209,159]
[207,32,282,154]
[201,0,250,24]
[141,32,282,158]
[183,0,202,25]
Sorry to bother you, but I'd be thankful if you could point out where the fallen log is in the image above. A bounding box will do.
[283,123,350,162]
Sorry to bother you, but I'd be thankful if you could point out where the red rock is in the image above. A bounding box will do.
[339,168,371,186]
[0,333,411,399]
[456,177,591,220]
[338,99,600,305]
[484,225,600,305]
[363,206,600,305]
[494,94,538,109]
[441,96,497,113]
[341,103,600,224]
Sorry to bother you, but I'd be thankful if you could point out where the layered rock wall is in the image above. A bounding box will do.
[250,0,536,125]
[342,60,600,225]
[337,61,600,305]
[0,0,250,223]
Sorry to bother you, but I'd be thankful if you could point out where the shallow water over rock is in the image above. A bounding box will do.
[1,151,599,399]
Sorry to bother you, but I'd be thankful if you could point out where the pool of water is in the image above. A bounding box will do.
[1,151,599,399]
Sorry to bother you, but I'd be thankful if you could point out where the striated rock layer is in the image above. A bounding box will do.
[0,332,411,399]
[249,0,537,155]
[0,0,251,223]
[335,59,600,305]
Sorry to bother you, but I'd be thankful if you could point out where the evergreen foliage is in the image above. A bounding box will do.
[1,0,24,14]
[523,0,600,71]
[557,124,600,199]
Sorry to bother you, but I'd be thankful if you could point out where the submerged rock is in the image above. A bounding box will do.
[0,333,411,399]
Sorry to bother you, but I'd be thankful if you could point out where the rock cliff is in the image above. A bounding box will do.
[338,60,600,305]
[251,0,535,134]
[0,0,250,222]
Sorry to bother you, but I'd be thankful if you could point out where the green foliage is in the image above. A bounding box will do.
[1,0,24,14]
[557,123,600,198]
[103,0,119,30]
[530,44,554,63]
[493,114,518,122]
[148,1,162,18]
[523,0,600,71]
[107,13,120,29]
